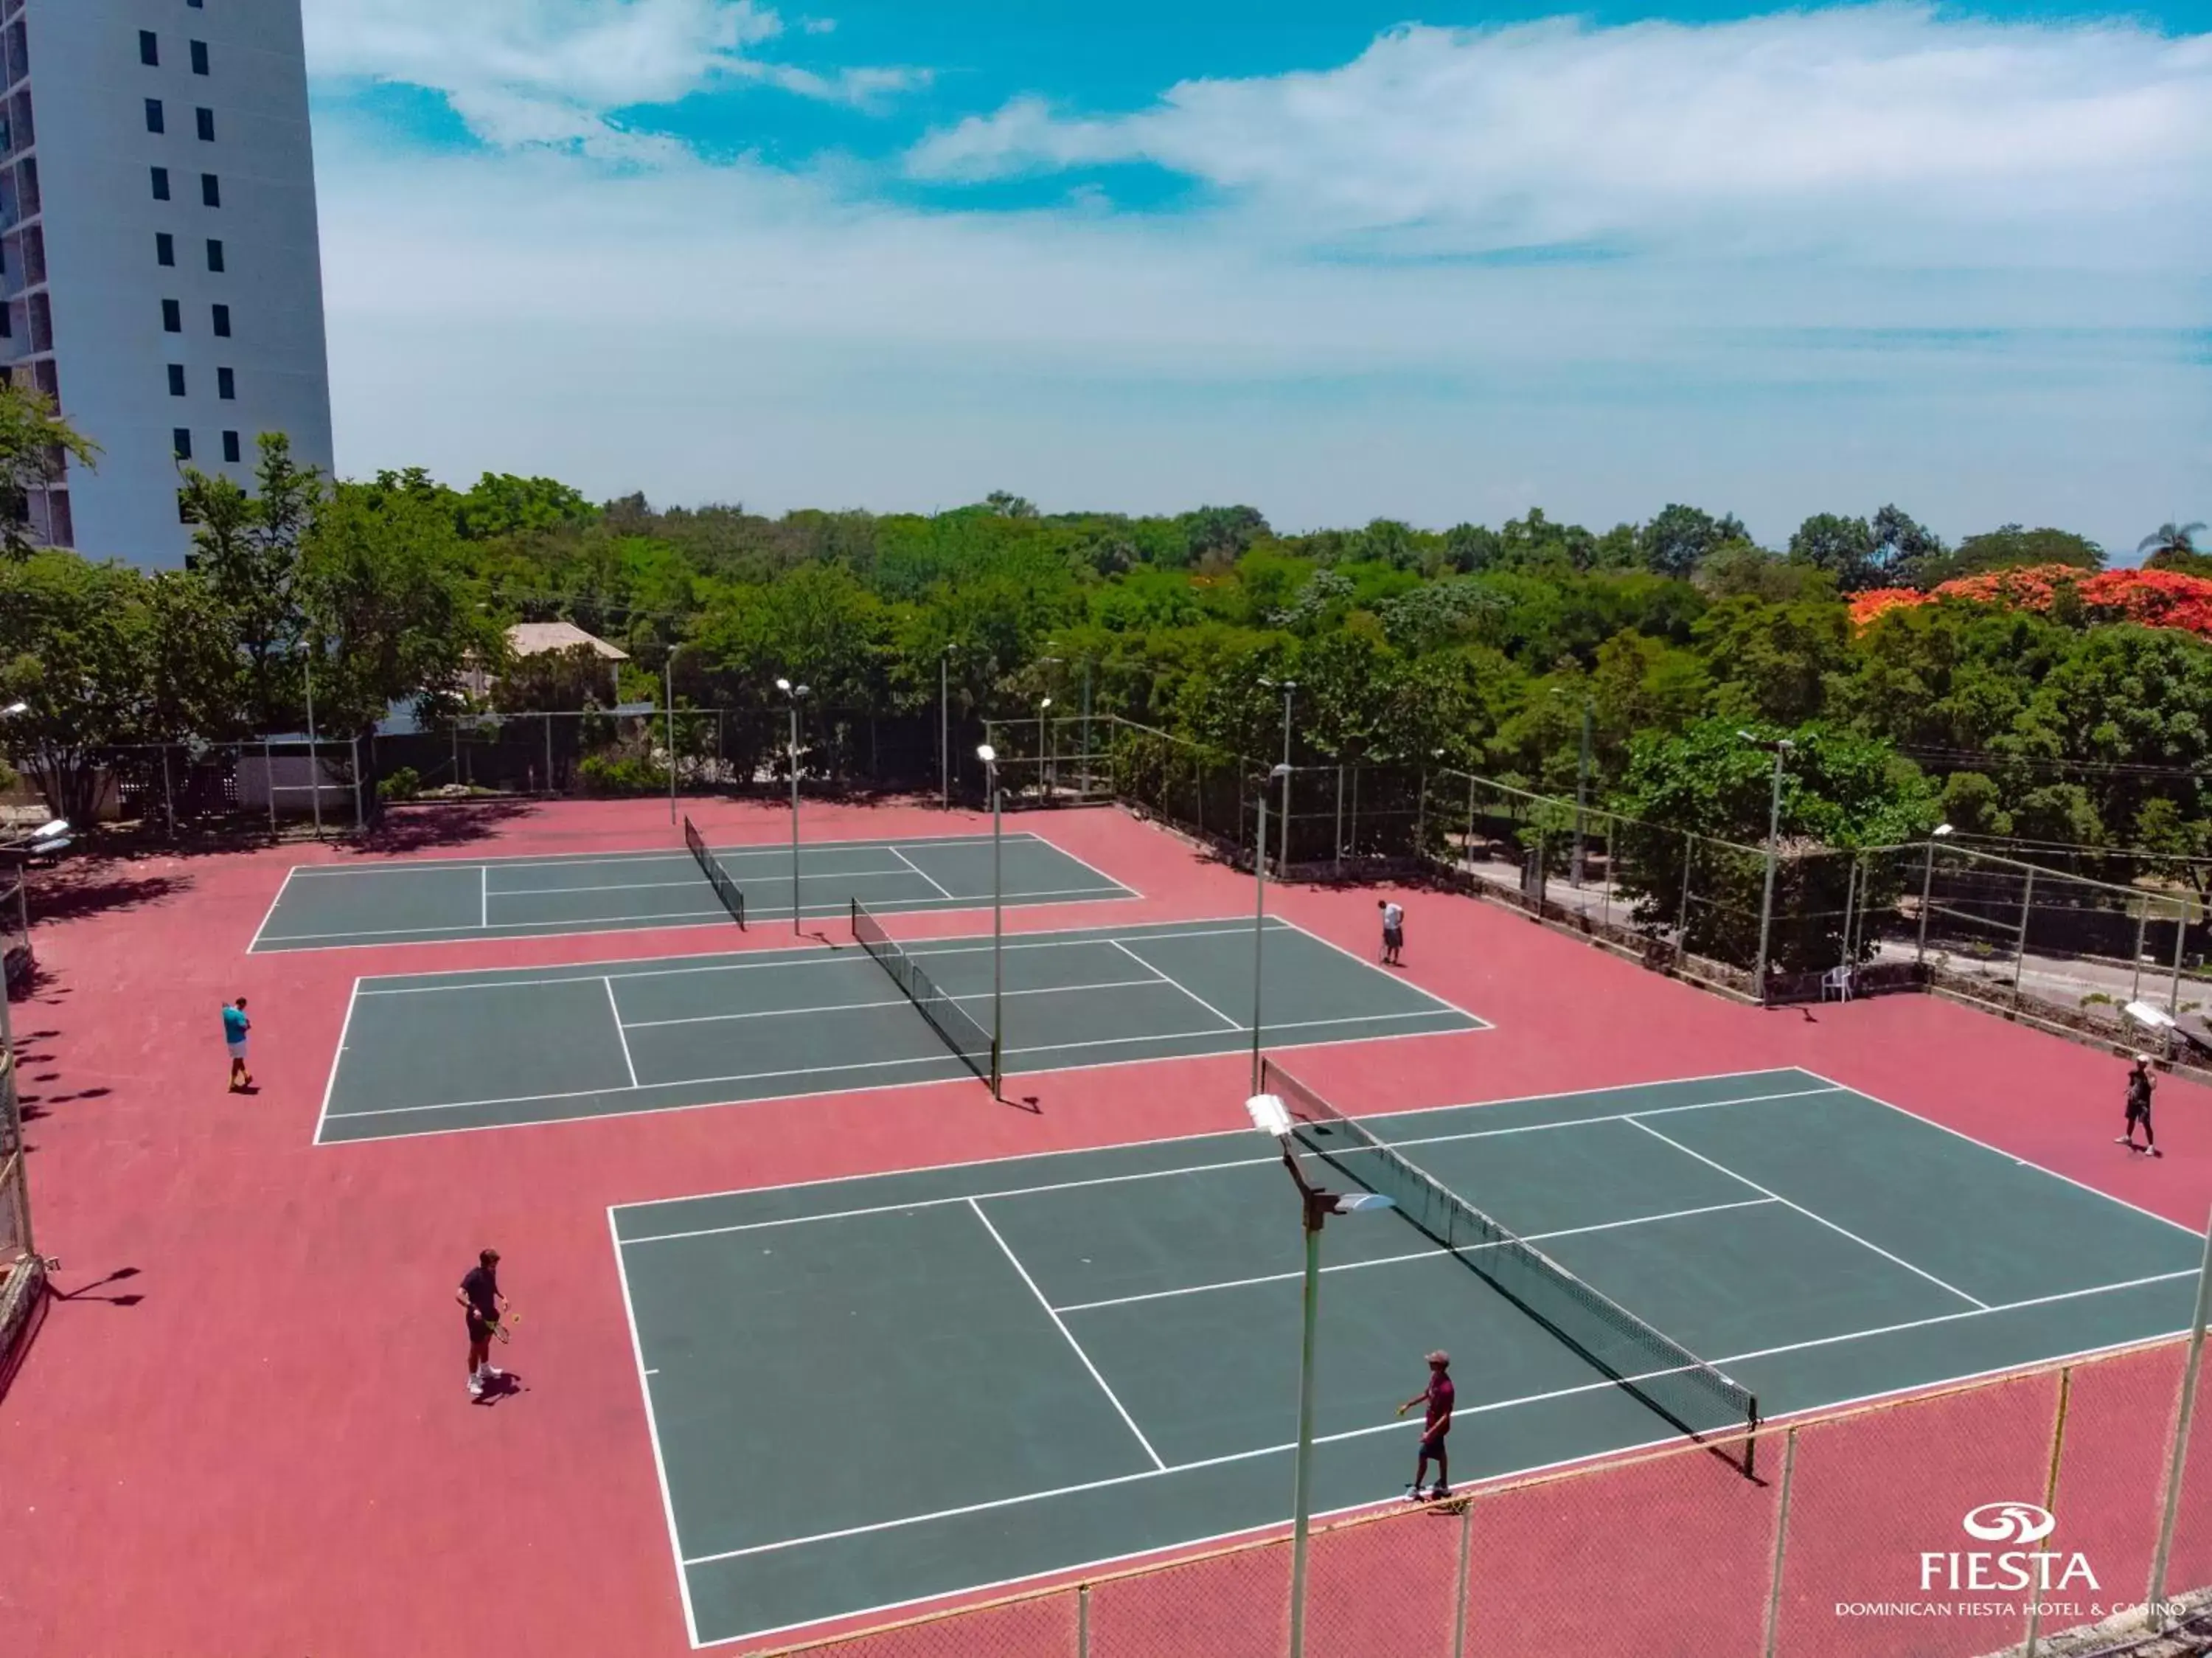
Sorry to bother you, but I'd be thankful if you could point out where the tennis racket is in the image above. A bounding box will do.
[488,1311,521,1345]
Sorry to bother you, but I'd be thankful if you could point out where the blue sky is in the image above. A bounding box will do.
[303,1,2210,555]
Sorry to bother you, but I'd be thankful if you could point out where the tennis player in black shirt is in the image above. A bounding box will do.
[455,1248,509,1398]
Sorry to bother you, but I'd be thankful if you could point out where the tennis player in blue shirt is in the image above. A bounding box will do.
[223,997,252,1092]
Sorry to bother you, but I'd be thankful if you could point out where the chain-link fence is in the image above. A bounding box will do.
[753,1328,2212,1658]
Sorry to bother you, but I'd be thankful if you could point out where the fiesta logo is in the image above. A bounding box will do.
[1921,1502,2095,1593]
[1961,1503,2057,1546]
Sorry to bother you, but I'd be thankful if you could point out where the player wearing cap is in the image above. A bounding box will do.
[455,1248,511,1398]
[2118,1055,2163,1157]
[1397,1350,1454,1499]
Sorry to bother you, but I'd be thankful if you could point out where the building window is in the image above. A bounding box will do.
[0,306,10,339]
[195,107,213,142]
[200,172,218,207]
[216,366,234,399]
[211,302,230,337]
[189,0,204,8]
[161,297,182,332]
[150,164,170,200]
[168,364,187,396]
[189,39,209,74]
[139,30,159,66]
[173,427,192,459]
[156,231,175,266]
[145,97,164,133]
[206,237,225,272]
[221,429,240,463]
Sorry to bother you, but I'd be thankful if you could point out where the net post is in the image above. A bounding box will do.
[1759,1426,1800,1658]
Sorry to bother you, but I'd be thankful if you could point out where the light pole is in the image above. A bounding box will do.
[939,644,955,811]
[1247,1090,1394,1658]
[978,743,1004,1087]
[1252,763,1292,1092]
[1915,822,1955,965]
[1039,696,1054,802]
[777,678,810,933]
[1739,732,1794,1002]
[1259,677,1295,875]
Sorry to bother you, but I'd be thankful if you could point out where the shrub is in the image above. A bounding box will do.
[377,766,422,802]
[578,753,665,796]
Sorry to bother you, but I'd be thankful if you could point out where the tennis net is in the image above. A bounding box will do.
[684,816,746,931]
[1262,1058,1759,1477]
[851,898,998,1095]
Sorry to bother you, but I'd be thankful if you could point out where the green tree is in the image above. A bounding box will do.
[0,381,99,560]
[1695,596,1853,724]
[2140,521,2209,573]
[1639,504,1746,580]
[1609,718,1937,973]
[181,433,322,729]
[1916,525,2103,585]
[0,552,153,823]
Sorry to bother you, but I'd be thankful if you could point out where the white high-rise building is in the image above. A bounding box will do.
[1,0,333,567]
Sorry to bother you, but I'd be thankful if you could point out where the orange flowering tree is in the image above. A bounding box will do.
[1848,565,2212,639]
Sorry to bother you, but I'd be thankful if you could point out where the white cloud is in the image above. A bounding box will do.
[908,8,2212,263]
[305,7,2211,552]
[302,0,914,147]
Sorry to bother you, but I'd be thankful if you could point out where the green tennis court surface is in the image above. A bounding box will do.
[252,831,1134,952]
[611,1068,2202,1648]
[315,916,1484,1142]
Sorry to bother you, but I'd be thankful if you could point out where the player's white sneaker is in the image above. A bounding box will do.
[468,1377,484,1399]
[481,1364,505,1381]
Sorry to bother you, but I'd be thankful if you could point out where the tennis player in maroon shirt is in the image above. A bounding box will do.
[1397,1349,1454,1499]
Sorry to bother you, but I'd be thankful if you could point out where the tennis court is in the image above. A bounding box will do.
[251,830,1134,952]
[611,1066,2204,1648]
[315,915,1484,1142]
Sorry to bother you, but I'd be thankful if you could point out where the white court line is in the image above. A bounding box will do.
[1052,1197,1784,1314]
[322,1007,1473,1126]
[1793,1066,2208,1244]
[497,870,913,901]
[480,865,489,929]
[606,979,641,1089]
[673,1266,2197,1575]
[618,977,1164,1033]
[1107,937,1244,1032]
[969,1199,1166,1471]
[1273,915,1480,1024]
[1015,834,1144,903]
[349,919,1284,996]
[619,1084,1837,1246]
[308,979,364,1146]
[609,1209,702,1650]
[886,844,957,902]
[246,863,299,953]
[1626,1117,1990,1309]
[316,1017,1483,1148]
[282,831,1036,879]
[613,1066,1804,1224]
[260,883,1135,948]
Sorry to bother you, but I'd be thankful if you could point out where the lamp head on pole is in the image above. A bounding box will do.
[1270,763,1292,780]
[0,701,25,717]
[1933,822,1955,839]
[975,742,997,766]
[1736,729,1794,755]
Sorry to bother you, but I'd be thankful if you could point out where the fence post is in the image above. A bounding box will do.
[1678,833,1694,946]
[1349,764,1361,861]
[2133,898,2150,1005]
[1414,769,1427,867]
[1464,777,1477,882]
[2012,865,2036,1003]
[2146,1201,2212,1628]
[1334,766,1345,874]
[349,735,364,831]
[264,738,276,834]
[2167,898,2190,1036]
[1601,819,1614,932]
[1450,1497,1475,1658]
[160,743,175,838]
[2020,1365,2075,1658]
[1077,1582,1090,1658]
[1760,1426,1800,1658]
